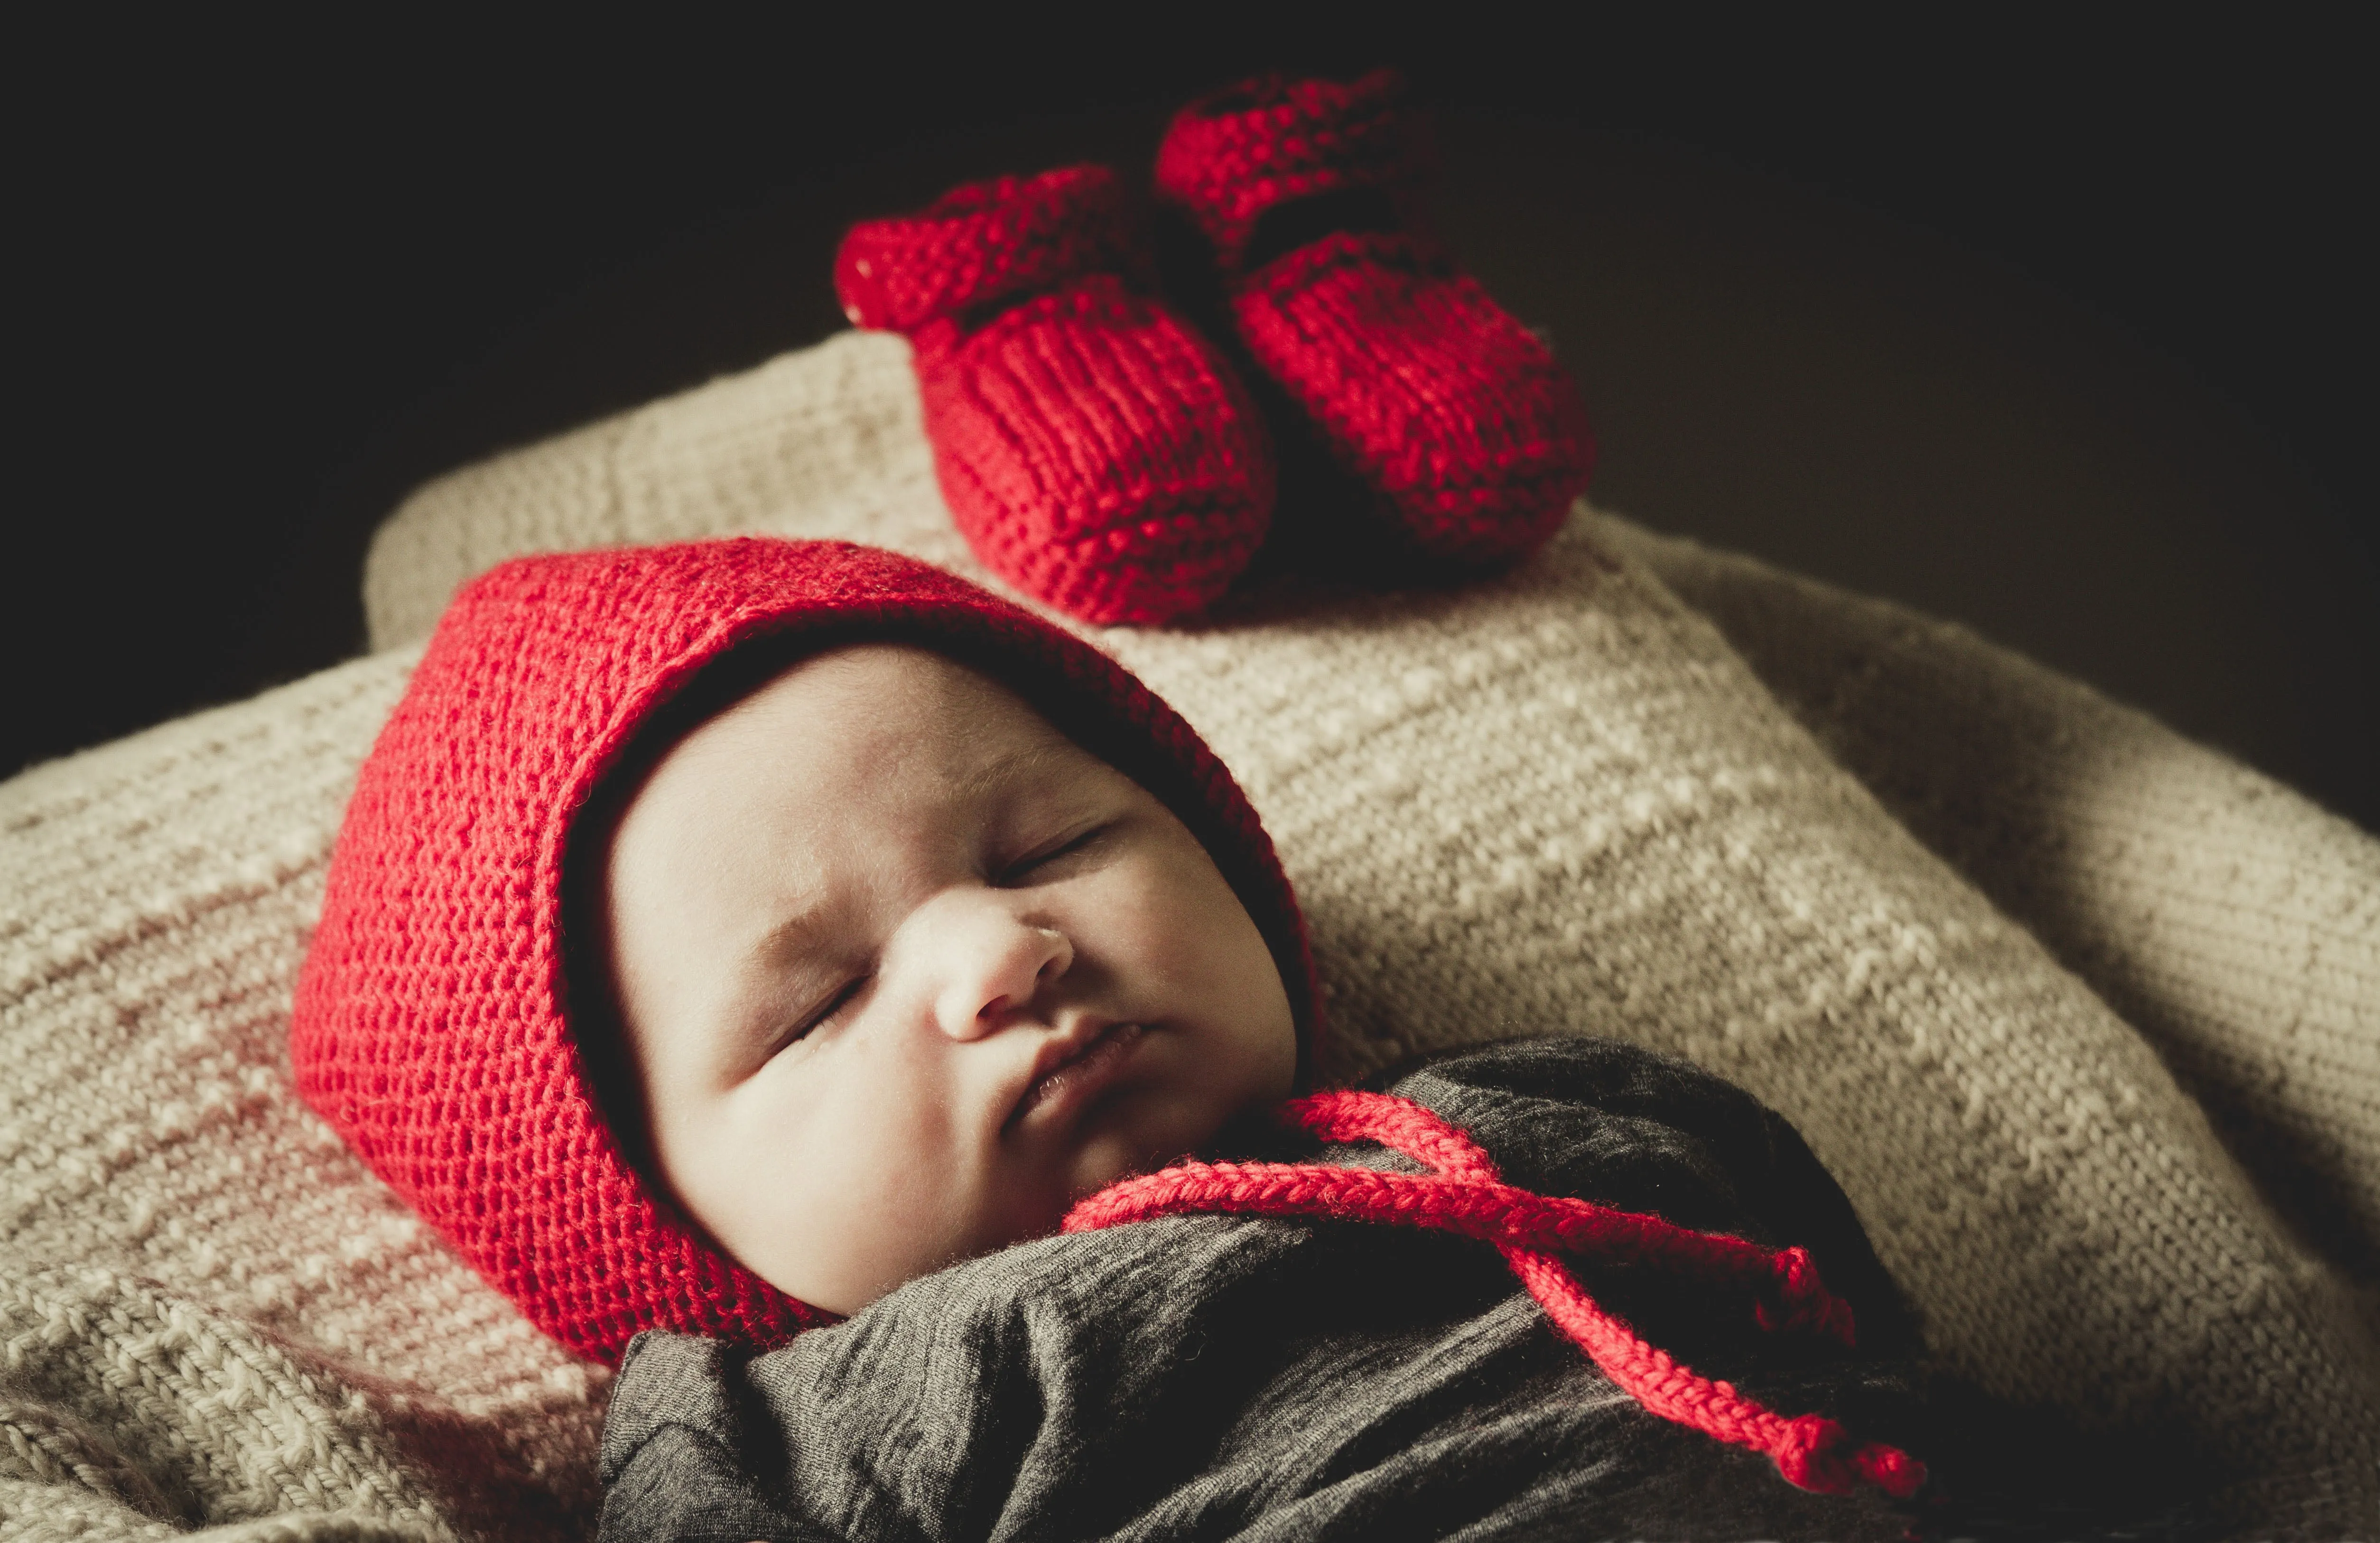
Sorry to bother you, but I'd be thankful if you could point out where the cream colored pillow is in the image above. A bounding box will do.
[1626,522,2380,1303]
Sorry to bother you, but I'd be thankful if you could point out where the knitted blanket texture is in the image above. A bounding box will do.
[4,328,2375,1537]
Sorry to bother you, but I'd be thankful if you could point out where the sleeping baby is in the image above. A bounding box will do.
[289,537,2196,1540]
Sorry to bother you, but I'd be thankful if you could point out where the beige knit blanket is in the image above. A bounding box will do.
[5,330,2374,1538]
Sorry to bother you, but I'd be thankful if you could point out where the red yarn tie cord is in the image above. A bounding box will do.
[1062,1090,1924,1499]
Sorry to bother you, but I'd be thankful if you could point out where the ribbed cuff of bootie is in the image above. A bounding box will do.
[1153,70,1421,276]
[1153,72,1592,570]
[836,165,1134,334]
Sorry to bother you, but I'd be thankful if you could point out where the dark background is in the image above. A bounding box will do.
[15,16,2375,828]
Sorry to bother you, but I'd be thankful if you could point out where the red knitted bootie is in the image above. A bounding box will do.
[836,165,1274,625]
[1155,73,1594,569]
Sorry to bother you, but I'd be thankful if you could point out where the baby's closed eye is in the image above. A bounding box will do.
[996,823,1115,886]
[768,974,872,1055]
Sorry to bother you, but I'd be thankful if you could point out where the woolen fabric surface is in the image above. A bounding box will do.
[597,1039,2195,1542]
[2,651,599,1543]
[1628,523,2380,1290]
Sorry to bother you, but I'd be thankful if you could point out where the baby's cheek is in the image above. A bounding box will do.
[1099,849,1229,981]
[691,1057,917,1307]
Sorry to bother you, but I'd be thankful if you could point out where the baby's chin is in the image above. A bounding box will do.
[1060,1095,1281,1205]
[800,1113,1271,1315]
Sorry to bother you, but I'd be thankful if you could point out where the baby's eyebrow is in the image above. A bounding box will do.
[742,738,1085,972]
[947,736,1078,805]
[751,902,833,972]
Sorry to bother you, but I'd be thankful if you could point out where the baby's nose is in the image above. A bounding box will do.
[928,902,1073,1040]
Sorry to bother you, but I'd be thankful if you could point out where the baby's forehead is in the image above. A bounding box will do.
[631,641,1130,850]
[697,641,1083,765]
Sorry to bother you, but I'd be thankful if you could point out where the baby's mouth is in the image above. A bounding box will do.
[1009,1022,1146,1131]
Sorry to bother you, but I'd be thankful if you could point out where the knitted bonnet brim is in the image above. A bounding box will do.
[291,537,1318,1363]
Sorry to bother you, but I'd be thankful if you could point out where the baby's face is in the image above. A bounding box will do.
[601,644,1297,1316]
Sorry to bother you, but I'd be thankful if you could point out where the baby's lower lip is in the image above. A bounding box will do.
[1015,1023,1145,1128]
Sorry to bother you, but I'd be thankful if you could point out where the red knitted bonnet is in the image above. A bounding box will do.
[290,538,1319,1364]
